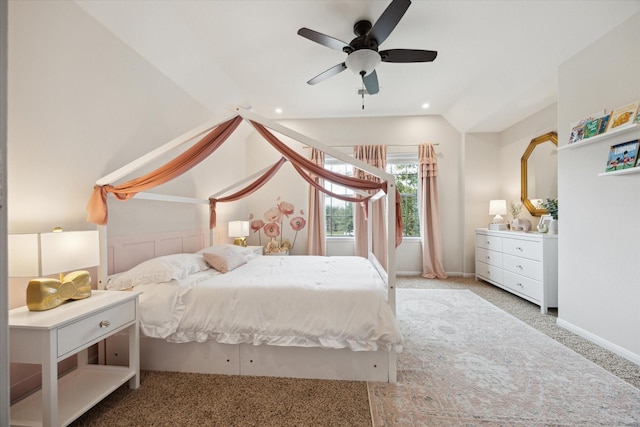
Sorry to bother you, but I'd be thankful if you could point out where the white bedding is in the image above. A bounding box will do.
[133,255,403,353]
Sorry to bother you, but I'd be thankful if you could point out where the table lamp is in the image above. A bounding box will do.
[228,221,250,247]
[8,229,100,311]
[489,200,507,230]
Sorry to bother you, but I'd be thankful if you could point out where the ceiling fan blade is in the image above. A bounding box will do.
[368,0,411,46]
[363,70,379,95]
[307,63,347,85]
[297,28,350,52]
[380,49,438,63]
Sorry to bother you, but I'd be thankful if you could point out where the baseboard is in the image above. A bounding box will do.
[396,271,466,277]
[556,317,640,366]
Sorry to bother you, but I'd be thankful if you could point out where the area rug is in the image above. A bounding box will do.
[368,289,640,426]
[70,371,371,426]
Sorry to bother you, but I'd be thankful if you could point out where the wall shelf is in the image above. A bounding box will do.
[557,123,639,151]
[598,167,640,177]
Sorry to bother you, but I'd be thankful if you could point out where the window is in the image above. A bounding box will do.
[386,161,420,238]
[324,162,354,236]
[323,156,420,238]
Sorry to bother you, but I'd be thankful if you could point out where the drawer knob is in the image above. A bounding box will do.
[99,320,111,328]
[516,264,523,270]
[516,246,523,251]
[516,283,523,288]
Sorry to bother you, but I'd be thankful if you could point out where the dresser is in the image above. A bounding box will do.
[9,290,140,427]
[475,228,558,313]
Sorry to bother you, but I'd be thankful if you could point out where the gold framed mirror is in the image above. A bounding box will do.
[521,131,558,216]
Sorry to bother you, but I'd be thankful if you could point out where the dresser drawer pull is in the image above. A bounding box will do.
[486,256,490,260]
[516,265,523,270]
[516,283,523,288]
[99,320,111,328]
[515,246,523,251]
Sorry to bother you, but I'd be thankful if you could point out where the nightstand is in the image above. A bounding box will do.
[9,290,141,427]
[247,245,264,256]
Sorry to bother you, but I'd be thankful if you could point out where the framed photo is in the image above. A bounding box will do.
[606,101,640,132]
[537,215,552,233]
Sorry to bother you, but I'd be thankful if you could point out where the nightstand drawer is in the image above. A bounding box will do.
[57,299,136,357]
[502,238,541,261]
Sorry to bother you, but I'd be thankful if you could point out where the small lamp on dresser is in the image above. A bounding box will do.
[488,199,507,230]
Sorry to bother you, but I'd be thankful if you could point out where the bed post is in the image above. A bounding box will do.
[97,225,108,290]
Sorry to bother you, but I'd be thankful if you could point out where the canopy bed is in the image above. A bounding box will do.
[88,107,402,382]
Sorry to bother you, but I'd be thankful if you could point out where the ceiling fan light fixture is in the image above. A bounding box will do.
[345,49,381,77]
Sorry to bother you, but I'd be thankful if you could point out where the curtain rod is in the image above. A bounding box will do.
[303,143,439,149]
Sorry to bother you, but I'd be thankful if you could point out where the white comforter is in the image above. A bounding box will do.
[136,256,403,353]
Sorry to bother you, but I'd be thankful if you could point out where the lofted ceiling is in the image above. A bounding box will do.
[75,0,640,133]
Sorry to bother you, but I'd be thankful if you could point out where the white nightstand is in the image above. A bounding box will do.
[9,290,141,427]
[247,245,264,256]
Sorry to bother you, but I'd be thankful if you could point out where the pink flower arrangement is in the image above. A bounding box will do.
[250,197,306,252]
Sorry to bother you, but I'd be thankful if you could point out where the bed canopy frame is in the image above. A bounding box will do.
[91,106,400,382]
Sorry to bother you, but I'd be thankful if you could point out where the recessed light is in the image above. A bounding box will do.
[275,108,283,114]
[421,103,430,109]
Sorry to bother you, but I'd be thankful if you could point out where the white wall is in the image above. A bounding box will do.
[556,12,640,363]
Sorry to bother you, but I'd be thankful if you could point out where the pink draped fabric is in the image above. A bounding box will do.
[307,149,326,255]
[353,145,387,268]
[208,157,288,228]
[86,116,243,225]
[419,143,447,279]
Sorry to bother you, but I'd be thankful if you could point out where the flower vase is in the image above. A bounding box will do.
[548,219,558,234]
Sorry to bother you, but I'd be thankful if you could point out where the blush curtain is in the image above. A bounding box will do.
[418,143,447,279]
[307,148,326,255]
[353,145,387,268]
[86,116,242,225]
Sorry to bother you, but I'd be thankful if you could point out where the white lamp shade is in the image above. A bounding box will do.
[228,221,250,238]
[489,200,507,215]
[8,234,40,277]
[39,230,100,275]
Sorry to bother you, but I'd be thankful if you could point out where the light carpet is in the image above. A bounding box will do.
[368,289,640,426]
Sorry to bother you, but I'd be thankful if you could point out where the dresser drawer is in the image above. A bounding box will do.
[503,254,542,281]
[503,270,542,302]
[476,260,503,284]
[502,237,541,261]
[57,299,136,357]
[476,247,502,267]
[476,234,502,251]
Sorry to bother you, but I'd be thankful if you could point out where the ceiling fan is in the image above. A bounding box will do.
[297,0,437,95]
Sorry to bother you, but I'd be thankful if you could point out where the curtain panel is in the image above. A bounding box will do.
[418,143,447,279]
[306,149,326,255]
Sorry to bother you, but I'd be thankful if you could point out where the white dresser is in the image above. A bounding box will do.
[475,228,558,313]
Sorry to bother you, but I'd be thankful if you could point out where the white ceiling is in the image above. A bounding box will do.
[76,0,640,133]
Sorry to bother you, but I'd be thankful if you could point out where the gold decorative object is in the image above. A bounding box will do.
[26,270,92,311]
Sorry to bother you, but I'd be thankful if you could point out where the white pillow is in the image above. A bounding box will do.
[107,253,209,290]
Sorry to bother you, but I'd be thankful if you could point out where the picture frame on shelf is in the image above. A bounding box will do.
[606,101,640,132]
[604,140,639,172]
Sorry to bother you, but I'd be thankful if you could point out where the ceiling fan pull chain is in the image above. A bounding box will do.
[361,80,366,110]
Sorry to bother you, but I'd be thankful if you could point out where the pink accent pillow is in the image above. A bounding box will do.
[203,250,247,273]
